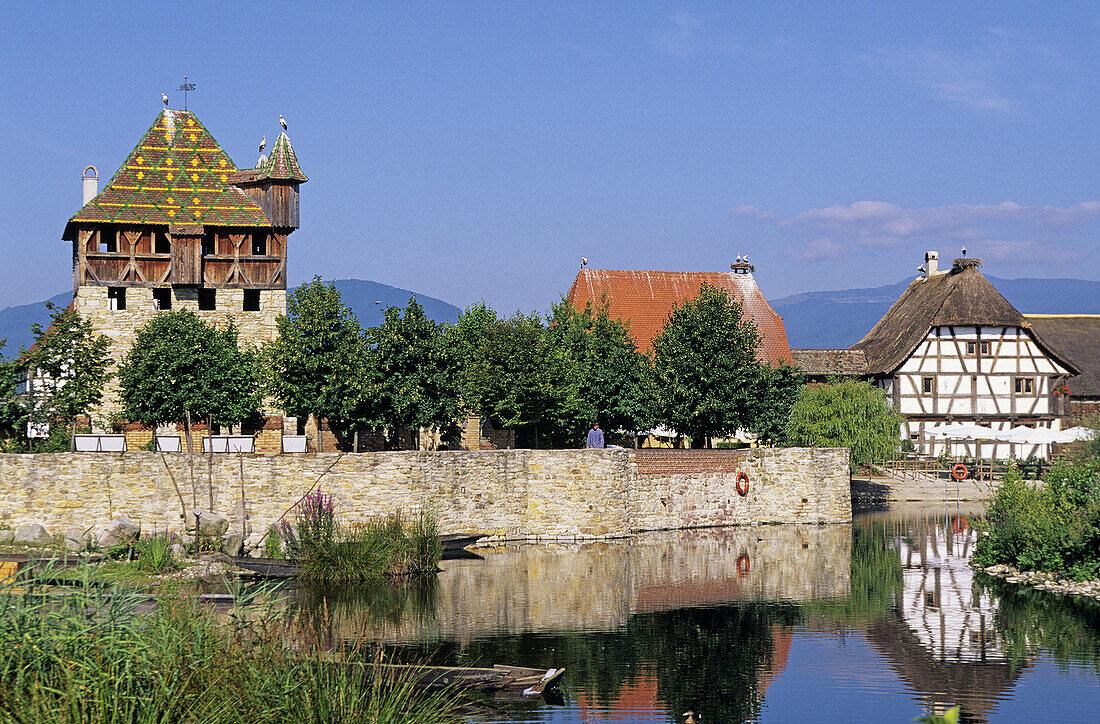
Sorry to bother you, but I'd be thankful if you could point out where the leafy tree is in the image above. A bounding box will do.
[267,278,369,451]
[650,283,767,447]
[366,297,462,449]
[747,364,805,445]
[20,303,111,445]
[784,379,904,471]
[446,301,498,412]
[118,310,262,450]
[0,341,25,442]
[546,298,651,441]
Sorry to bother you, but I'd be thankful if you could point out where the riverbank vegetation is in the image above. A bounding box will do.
[973,426,1100,580]
[0,572,465,723]
[282,490,442,582]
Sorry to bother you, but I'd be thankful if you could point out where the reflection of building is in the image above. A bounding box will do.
[867,518,1027,723]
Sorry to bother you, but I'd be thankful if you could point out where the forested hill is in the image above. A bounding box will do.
[0,281,462,355]
[773,276,1100,349]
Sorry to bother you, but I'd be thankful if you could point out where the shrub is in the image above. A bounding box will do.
[135,534,176,574]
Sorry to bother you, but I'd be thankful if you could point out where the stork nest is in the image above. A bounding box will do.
[953,257,983,269]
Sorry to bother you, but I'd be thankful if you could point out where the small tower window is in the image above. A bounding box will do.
[243,289,261,311]
[99,229,118,253]
[922,376,934,394]
[251,235,267,256]
[107,287,126,311]
[966,341,990,356]
[152,288,172,310]
[198,288,216,310]
[154,230,171,254]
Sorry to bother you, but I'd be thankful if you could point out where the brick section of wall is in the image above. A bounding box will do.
[0,448,850,549]
[635,449,746,475]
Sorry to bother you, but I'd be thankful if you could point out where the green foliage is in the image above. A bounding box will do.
[135,534,177,574]
[650,283,768,446]
[118,310,263,430]
[366,297,462,448]
[747,364,805,445]
[784,379,904,470]
[0,569,466,723]
[546,298,652,439]
[915,706,960,724]
[0,340,27,441]
[268,278,369,450]
[263,527,283,559]
[973,453,1100,580]
[285,490,442,582]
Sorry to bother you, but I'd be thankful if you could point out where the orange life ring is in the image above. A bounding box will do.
[953,516,969,534]
[736,471,750,496]
[737,555,750,578]
[951,463,968,480]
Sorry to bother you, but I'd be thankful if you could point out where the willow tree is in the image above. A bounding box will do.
[784,379,904,471]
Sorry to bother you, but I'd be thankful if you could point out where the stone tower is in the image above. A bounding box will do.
[62,108,306,422]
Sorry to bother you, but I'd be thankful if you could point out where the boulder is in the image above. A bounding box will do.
[221,533,244,557]
[13,523,52,546]
[193,511,229,539]
[169,543,186,561]
[0,529,14,544]
[63,529,92,552]
[96,517,141,549]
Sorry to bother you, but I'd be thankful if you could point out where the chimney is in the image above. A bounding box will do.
[82,166,98,205]
[924,250,938,277]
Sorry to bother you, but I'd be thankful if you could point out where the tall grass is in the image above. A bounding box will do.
[283,491,442,582]
[0,568,465,724]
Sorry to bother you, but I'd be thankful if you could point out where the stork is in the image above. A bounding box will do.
[162,92,168,107]
[258,135,267,154]
[280,114,288,131]
[581,257,588,268]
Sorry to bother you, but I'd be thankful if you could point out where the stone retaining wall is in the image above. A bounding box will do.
[0,448,849,548]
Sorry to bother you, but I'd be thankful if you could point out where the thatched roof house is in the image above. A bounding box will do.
[1023,315,1100,401]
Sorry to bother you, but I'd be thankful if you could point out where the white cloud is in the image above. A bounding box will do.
[729,204,773,219]
[785,238,845,262]
[781,200,1100,247]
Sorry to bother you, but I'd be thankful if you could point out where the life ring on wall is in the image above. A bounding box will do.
[736,471,750,496]
[953,516,969,534]
[951,463,969,480]
[737,555,750,578]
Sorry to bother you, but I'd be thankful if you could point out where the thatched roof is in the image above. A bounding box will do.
[1024,315,1100,397]
[790,349,867,376]
[852,261,1080,376]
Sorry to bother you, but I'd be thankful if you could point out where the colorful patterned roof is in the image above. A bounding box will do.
[566,269,793,365]
[256,132,308,182]
[68,110,270,228]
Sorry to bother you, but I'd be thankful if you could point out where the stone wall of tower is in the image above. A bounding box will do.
[74,286,286,423]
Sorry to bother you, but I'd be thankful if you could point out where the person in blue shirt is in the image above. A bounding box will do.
[586,422,605,448]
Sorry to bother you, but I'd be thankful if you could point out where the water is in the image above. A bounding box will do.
[290,512,1100,722]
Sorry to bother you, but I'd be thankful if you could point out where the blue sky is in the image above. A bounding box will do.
[2,2,1098,314]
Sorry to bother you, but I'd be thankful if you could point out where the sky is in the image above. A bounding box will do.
[2,2,1098,314]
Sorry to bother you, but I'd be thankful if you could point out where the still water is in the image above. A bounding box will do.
[291,513,1100,723]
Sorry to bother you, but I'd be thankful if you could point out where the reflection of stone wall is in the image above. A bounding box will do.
[0,447,849,547]
[323,526,852,644]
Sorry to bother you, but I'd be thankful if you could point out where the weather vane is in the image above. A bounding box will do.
[176,75,196,110]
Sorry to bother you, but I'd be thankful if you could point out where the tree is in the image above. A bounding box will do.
[118,310,263,449]
[267,278,369,451]
[650,283,767,447]
[747,364,805,445]
[546,298,651,441]
[20,303,111,443]
[446,301,498,412]
[784,379,904,471]
[0,341,25,442]
[366,297,461,449]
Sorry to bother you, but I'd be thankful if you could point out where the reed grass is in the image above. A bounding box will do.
[0,567,465,724]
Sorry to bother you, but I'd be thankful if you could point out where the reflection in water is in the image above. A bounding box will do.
[286,517,1100,723]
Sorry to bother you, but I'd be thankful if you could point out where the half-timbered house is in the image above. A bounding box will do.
[850,253,1079,458]
[62,107,306,428]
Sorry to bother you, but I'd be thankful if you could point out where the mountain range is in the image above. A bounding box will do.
[772,276,1100,349]
[0,280,462,355]
[2,275,1097,357]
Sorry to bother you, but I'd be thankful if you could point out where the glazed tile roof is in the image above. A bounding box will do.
[255,132,308,182]
[67,110,269,231]
[566,269,792,365]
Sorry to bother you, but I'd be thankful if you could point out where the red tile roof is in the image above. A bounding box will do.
[566,269,792,365]
[65,110,269,235]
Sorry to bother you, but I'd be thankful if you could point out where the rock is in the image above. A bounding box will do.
[63,529,92,552]
[169,543,186,561]
[96,517,141,549]
[14,523,52,546]
[221,533,243,557]
[0,529,14,543]
[193,511,229,539]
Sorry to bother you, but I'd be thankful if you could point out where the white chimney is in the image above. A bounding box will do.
[82,166,98,205]
[924,250,939,277]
